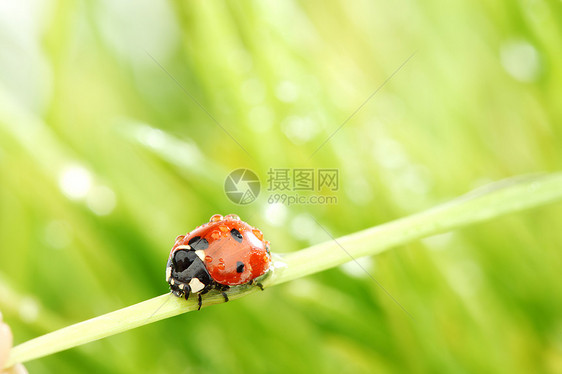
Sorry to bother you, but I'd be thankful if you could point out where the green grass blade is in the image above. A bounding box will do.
[5,172,562,368]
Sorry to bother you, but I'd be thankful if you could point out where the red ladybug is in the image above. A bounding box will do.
[166,214,271,309]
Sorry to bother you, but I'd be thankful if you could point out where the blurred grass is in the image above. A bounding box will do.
[1,0,562,373]
[6,172,561,368]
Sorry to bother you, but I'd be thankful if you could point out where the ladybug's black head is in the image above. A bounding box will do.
[166,248,212,298]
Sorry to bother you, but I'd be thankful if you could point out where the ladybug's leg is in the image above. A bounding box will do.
[217,284,229,303]
[183,284,192,300]
[221,292,229,303]
[197,290,207,310]
[197,294,203,311]
[196,285,213,311]
[247,279,264,290]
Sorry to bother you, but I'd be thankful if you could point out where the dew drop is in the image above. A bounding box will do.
[205,255,213,262]
[500,39,540,82]
[210,230,222,240]
[210,214,223,222]
[219,225,230,233]
[225,214,240,221]
[252,228,264,241]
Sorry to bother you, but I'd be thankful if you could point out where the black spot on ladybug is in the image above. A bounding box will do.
[236,261,245,273]
[188,236,209,250]
[230,228,243,243]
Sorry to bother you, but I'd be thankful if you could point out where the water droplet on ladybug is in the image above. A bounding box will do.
[252,229,263,241]
[225,214,240,221]
[210,230,221,240]
[219,225,229,233]
[205,255,213,262]
[210,214,223,222]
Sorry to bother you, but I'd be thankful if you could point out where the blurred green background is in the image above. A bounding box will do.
[1,0,562,373]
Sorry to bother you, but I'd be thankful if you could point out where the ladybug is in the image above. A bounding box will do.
[166,214,271,309]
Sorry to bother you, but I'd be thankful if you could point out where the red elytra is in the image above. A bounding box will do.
[171,214,271,286]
